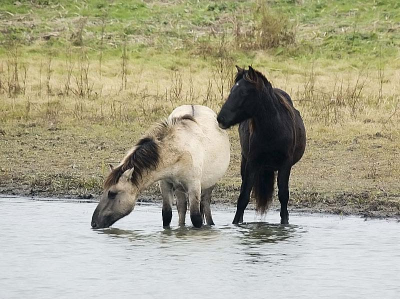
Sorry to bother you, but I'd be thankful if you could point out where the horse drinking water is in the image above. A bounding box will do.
[91,105,230,229]
[217,66,306,224]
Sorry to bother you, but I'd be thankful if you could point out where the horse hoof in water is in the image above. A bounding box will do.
[281,218,289,225]
[191,213,203,228]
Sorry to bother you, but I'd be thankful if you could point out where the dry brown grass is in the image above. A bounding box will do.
[0,51,399,216]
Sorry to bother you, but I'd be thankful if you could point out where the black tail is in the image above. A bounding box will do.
[253,169,275,214]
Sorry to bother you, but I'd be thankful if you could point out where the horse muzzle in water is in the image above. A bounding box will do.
[91,208,115,229]
[91,217,114,229]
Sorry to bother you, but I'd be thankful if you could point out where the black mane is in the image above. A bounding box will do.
[235,69,294,118]
[104,137,159,188]
[235,69,272,90]
[104,115,196,189]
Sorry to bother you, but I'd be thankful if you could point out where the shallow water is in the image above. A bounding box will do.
[0,196,399,299]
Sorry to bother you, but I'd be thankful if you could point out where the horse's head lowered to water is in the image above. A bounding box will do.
[91,106,230,229]
[91,138,160,229]
[91,168,136,229]
[217,65,273,129]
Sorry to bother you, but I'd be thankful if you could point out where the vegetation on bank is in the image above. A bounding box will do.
[0,0,399,216]
[1,0,399,62]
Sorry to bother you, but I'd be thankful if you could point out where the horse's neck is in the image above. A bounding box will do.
[251,91,281,136]
[136,146,176,191]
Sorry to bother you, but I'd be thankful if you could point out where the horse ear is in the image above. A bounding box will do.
[235,65,244,73]
[109,164,114,172]
[123,167,135,181]
[248,66,258,82]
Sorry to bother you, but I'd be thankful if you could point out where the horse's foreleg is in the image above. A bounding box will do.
[277,163,292,225]
[188,184,202,228]
[175,189,187,226]
[201,185,215,226]
[233,158,256,224]
[160,180,174,228]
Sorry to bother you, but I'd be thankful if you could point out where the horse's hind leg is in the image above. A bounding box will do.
[277,163,292,225]
[188,183,203,228]
[160,180,174,228]
[175,189,187,226]
[201,185,215,226]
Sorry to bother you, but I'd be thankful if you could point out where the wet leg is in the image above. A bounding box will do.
[175,189,187,226]
[188,184,202,228]
[160,180,173,228]
[201,185,215,226]
[277,163,292,225]
[233,158,256,224]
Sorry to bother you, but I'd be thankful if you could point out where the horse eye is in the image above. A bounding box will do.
[108,190,117,199]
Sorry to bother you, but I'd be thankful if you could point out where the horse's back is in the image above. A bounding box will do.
[169,104,216,120]
[274,88,293,106]
[240,89,306,166]
[169,105,230,189]
[273,88,306,165]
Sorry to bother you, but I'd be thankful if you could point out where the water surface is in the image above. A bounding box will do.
[0,196,399,299]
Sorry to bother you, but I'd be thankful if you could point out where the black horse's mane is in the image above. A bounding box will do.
[236,68,295,120]
[235,69,272,90]
[104,115,195,189]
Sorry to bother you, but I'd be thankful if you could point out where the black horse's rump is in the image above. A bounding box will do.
[217,66,306,224]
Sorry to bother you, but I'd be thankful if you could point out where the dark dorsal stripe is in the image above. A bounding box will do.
[176,114,196,123]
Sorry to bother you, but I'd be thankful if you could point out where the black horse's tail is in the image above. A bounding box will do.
[253,169,275,214]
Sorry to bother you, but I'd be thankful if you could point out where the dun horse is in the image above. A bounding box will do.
[91,105,230,229]
[217,66,306,224]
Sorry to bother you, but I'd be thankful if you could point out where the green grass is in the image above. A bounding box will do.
[272,0,400,62]
[1,0,399,67]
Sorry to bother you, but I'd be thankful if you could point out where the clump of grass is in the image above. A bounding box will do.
[234,2,295,50]
[168,70,183,105]
[45,53,53,96]
[212,35,234,105]
[3,41,22,97]
[73,48,93,98]
[64,46,74,96]
[120,34,128,91]
[297,65,372,125]
[71,18,88,47]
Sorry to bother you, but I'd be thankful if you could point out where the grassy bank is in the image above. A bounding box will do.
[1,0,399,217]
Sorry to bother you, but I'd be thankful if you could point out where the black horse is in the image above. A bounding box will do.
[217,66,306,224]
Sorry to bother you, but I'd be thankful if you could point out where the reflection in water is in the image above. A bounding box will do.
[97,228,149,243]
[237,222,299,245]
[1,197,399,299]
[98,221,299,248]
[98,225,222,245]
[98,221,302,265]
[235,222,302,264]
[161,225,220,238]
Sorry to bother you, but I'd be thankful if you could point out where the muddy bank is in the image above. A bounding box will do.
[1,123,399,220]
[1,183,399,220]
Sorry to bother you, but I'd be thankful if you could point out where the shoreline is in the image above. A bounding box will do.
[1,187,399,220]
[1,122,399,222]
